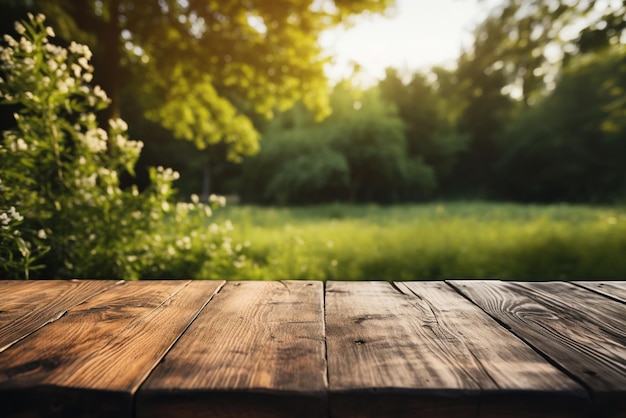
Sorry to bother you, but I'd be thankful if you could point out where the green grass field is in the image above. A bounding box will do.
[207,202,626,281]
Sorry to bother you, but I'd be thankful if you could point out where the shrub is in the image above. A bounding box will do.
[0,14,247,279]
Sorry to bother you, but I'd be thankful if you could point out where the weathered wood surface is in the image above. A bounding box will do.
[137,281,327,418]
[0,280,223,418]
[0,280,625,418]
[0,279,120,353]
[450,280,626,418]
[575,281,626,303]
[326,281,587,418]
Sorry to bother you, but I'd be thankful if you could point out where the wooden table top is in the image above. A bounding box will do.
[0,280,624,418]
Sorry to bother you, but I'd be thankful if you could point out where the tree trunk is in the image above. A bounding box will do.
[349,170,363,203]
[201,162,211,202]
[102,0,121,123]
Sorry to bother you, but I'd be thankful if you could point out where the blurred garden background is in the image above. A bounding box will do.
[1,0,625,281]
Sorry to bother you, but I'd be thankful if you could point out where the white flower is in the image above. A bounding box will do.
[3,35,18,48]
[114,134,126,147]
[56,79,69,94]
[78,57,89,69]
[209,194,227,207]
[17,138,28,151]
[22,57,35,71]
[36,14,45,24]
[93,85,108,101]
[19,37,33,53]
[71,63,82,77]
[156,166,180,181]
[109,118,128,131]
[69,42,93,60]
[46,27,55,37]
[83,72,93,82]
[0,47,12,61]
[14,22,25,35]
[9,206,23,222]
[82,128,108,152]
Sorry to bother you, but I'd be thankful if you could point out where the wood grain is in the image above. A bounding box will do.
[137,281,327,418]
[0,280,223,418]
[0,279,120,352]
[326,281,587,418]
[575,281,626,304]
[2,280,624,418]
[450,280,626,418]
[401,281,589,418]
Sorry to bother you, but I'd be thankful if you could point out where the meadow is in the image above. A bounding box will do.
[209,202,626,281]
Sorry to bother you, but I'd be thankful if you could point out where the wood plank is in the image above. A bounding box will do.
[0,280,223,418]
[326,281,588,418]
[575,281,626,304]
[137,281,327,418]
[0,279,121,352]
[450,280,626,418]
[401,281,590,418]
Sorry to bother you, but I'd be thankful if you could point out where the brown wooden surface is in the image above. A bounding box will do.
[0,280,222,418]
[137,281,327,418]
[575,281,626,303]
[0,279,120,353]
[401,281,589,418]
[450,280,626,418]
[1,280,625,418]
[326,281,588,418]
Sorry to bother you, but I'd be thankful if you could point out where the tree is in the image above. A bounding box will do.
[476,0,605,107]
[0,0,395,163]
[453,0,626,200]
[1,14,251,279]
[241,81,435,204]
[240,103,350,204]
[495,48,626,202]
[446,15,515,195]
[379,68,467,187]
[577,3,626,135]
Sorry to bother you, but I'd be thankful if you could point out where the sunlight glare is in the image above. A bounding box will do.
[320,0,500,85]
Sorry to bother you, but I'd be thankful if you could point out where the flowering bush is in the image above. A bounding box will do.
[0,14,249,279]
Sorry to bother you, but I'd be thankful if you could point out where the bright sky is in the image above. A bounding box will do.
[320,0,499,84]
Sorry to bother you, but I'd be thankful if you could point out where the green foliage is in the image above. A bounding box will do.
[211,202,626,281]
[379,68,467,182]
[0,15,248,279]
[0,0,396,167]
[240,108,350,204]
[495,49,626,202]
[329,83,411,201]
[242,82,436,204]
[147,70,259,162]
[264,148,350,205]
